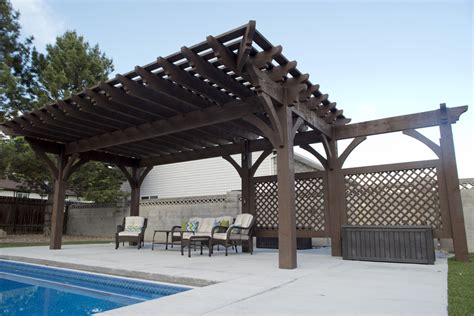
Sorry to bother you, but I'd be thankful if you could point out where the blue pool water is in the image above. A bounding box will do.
[0,260,190,315]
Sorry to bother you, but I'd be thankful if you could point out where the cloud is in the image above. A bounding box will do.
[10,0,65,49]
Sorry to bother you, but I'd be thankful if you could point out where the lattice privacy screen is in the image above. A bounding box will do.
[344,167,443,230]
[254,174,326,233]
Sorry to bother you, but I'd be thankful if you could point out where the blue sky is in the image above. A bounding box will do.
[11,0,474,177]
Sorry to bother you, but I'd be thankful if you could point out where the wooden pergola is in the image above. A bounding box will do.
[0,21,469,268]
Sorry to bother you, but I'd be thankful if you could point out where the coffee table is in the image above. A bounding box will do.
[181,235,212,258]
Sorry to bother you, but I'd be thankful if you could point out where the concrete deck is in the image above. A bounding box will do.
[0,243,447,315]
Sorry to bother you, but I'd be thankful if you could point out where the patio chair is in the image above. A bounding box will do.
[115,216,147,249]
[171,216,233,248]
[170,217,200,248]
[211,213,255,256]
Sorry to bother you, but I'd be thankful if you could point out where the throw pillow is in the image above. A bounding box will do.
[125,224,141,233]
[186,220,199,232]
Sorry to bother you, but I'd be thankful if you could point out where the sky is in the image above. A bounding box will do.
[10,0,474,177]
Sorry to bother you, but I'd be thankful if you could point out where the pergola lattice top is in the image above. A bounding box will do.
[0,21,348,167]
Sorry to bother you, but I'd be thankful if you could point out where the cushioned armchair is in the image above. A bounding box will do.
[170,217,200,248]
[171,216,233,248]
[115,216,147,249]
[211,213,255,256]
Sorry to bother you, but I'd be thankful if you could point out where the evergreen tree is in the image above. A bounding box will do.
[34,31,114,105]
[0,1,124,203]
[0,0,39,120]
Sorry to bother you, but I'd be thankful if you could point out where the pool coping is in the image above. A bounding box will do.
[0,255,215,287]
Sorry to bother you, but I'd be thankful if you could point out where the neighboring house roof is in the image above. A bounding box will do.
[294,152,323,171]
[0,179,77,196]
[0,179,27,191]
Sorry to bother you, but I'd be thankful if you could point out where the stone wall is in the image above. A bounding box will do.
[66,191,241,241]
[460,179,474,252]
[66,178,474,251]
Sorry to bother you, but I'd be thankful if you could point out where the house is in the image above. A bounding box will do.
[0,179,80,201]
[136,151,322,200]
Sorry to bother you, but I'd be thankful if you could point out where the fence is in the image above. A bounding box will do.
[0,196,48,234]
[252,160,452,241]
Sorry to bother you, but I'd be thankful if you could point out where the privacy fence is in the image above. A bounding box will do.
[0,196,48,234]
[253,160,467,242]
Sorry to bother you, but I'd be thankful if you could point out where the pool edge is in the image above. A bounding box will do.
[0,255,215,287]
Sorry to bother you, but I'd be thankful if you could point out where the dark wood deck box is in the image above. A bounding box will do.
[342,225,435,264]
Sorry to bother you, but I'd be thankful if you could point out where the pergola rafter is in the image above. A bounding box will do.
[0,21,469,268]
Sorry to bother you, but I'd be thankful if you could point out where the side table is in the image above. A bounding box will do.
[152,230,173,250]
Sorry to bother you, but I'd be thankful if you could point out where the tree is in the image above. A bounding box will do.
[0,138,126,203]
[0,138,50,195]
[69,162,126,203]
[0,0,40,120]
[34,31,114,105]
[0,8,124,204]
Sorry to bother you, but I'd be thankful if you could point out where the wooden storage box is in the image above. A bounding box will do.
[342,225,435,264]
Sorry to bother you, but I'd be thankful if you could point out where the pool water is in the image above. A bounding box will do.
[0,260,190,315]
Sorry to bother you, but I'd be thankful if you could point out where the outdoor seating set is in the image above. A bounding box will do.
[115,214,255,257]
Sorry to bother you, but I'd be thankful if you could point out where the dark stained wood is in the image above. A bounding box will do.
[99,82,175,117]
[338,136,367,168]
[85,89,156,123]
[251,45,282,68]
[116,75,197,114]
[403,129,441,158]
[157,57,231,105]
[292,102,332,137]
[275,104,297,269]
[438,104,469,262]
[335,106,468,140]
[63,99,132,130]
[206,35,238,72]
[50,152,67,249]
[236,20,256,72]
[181,46,254,99]
[138,130,323,167]
[45,104,116,133]
[118,166,153,216]
[135,66,210,109]
[299,144,328,170]
[65,98,263,154]
[326,137,343,256]
[342,226,435,264]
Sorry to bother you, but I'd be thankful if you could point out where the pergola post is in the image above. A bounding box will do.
[27,140,90,249]
[276,105,297,269]
[241,142,253,215]
[439,104,469,261]
[130,168,140,216]
[50,152,67,249]
[118,166,153,217]
[326,137,343,256]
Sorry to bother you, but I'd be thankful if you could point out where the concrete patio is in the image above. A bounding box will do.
[0,242,448,315]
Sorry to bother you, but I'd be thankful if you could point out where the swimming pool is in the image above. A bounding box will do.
[0,260,190,315]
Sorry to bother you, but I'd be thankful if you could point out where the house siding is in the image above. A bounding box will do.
[137,152,321,199]
[139,153,274,199]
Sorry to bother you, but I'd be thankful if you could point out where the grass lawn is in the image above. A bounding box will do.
[0,240,112,248]
[448,254,474,315]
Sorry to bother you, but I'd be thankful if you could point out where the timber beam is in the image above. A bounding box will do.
[139,130,323,167]
[65,96,263,154]
[335,106,468,140]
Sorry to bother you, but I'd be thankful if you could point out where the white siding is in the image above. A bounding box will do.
[140,152,274,199]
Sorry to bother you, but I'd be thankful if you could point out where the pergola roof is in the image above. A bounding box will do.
[0,21,349,167]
